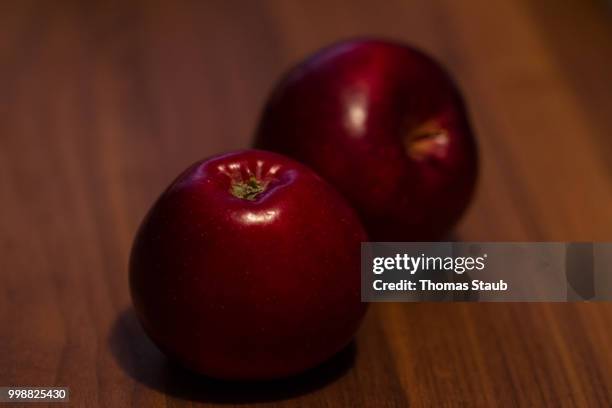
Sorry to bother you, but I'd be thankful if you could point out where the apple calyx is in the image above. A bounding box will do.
[231,177,268,201]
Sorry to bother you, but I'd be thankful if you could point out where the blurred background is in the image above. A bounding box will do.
[1,1,611,406]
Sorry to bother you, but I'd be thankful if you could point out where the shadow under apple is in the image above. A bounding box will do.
[108,308,356,404]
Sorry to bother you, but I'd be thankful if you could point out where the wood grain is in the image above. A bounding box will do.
[1,0,611,406]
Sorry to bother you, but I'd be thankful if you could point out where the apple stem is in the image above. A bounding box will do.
[230,177,267,201]
[405,121,449,160]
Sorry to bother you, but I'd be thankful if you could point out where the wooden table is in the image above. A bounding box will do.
[1,1,611,406]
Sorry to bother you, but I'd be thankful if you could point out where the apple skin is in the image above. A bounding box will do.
[255,39,478,241]
[129,150,367,380]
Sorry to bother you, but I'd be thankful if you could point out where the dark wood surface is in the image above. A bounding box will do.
[1,1,612,406]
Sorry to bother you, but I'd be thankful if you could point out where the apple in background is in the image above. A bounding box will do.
[130,150,367,380]
[255,39,478,241]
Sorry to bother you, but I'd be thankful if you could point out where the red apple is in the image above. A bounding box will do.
[255,39,478,241]
[129,150,367,380]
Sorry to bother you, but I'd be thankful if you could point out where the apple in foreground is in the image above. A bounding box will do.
[255,39,478,241]
[130,150,367,380]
